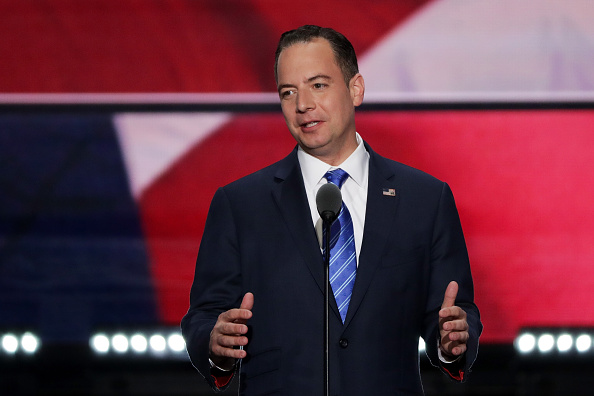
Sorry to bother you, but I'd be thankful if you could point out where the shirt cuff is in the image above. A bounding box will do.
[437,340,463,364]
[209,358,236,371]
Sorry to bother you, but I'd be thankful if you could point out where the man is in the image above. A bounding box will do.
[182,25,482,395]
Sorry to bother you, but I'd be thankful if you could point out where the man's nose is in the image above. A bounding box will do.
[296,91,315,113]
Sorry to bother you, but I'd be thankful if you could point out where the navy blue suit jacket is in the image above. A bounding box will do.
[182,143,482,396]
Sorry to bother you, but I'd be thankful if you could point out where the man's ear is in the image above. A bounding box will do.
[349,73,365,107]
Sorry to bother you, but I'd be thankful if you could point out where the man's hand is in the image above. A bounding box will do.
[439,281,469,360]
[209,292,254,370]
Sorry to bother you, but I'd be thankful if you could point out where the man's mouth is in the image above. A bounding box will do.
[302,121,319,128]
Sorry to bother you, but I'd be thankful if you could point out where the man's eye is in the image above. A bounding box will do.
[313,83,326,89]
[281,90,295,98]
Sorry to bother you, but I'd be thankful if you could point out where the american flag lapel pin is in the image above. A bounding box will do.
[382,188,396,197]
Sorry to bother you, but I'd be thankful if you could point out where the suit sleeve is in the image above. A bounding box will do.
[422,182,482,382]
[181,187,243,391]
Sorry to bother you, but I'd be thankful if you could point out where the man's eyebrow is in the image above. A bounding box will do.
[307,74,332,83]
[277,74,333,93]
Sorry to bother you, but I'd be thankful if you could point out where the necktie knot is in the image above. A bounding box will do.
[324,169,349,189]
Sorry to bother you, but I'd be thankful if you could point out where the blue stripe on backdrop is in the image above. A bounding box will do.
[0,114,157,343]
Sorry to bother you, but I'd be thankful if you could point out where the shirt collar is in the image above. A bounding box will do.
[298,132,368,191]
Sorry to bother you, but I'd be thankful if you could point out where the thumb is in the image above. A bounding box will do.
[240,292,254,311]
[441,281,458,309]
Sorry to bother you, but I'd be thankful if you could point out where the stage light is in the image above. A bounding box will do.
[168,333,186,352]
[516,328,594,358]
[21,332,40,354]
[91,334,110,354]
[1,332,42,356]
[89,328,190,359]
[556,334,573,352]
[2,334,19,354]
[537,334,555,353]
[130,334,148,353]
[576,334,592,353]
[149,334,166,352]
[111,334,129,353]
[515,333,536,354]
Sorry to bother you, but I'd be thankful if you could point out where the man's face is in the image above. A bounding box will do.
[276,38,364,165]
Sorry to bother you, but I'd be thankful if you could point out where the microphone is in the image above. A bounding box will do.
[316,182,342,224]
[316,181,342,396]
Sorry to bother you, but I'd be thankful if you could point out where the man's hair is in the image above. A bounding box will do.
[274,25,359,87]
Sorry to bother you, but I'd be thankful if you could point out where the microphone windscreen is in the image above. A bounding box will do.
[316,183,342,221]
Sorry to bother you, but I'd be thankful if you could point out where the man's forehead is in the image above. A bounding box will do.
[277,39,339,79]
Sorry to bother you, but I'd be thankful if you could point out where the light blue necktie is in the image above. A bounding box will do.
[323,169,357,323]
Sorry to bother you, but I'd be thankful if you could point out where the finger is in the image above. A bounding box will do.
[442,318,469,332]
[441,281,458,309]
[440,335,468,356]
[240,292,254,311]
[230,293,254,325]
[440,305,467,320]
[218,322,249,336]
[215,333,250,348]
[451,344,467,356]
[220,307,252,323]
[448,330,469,343]
[212,343,248,359]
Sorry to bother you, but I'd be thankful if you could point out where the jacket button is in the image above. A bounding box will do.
[339,338,348,348]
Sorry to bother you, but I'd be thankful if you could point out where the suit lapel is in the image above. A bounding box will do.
[344,146,399,326]
[271,150,334,311]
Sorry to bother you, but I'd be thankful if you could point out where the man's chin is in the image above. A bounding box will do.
[299,143,343,164]
[298,141,329,156]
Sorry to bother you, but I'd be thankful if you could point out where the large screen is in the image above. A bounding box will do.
[2,0,594,345]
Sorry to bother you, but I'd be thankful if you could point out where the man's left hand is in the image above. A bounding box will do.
[439,281,469,360]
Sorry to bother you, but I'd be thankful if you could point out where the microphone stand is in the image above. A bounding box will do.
[317,182,341,396]
[322,216,332,396]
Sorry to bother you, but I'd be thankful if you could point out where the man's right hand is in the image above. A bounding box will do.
[209,292,254,370]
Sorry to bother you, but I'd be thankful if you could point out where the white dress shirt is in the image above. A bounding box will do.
[297,132,369,265]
